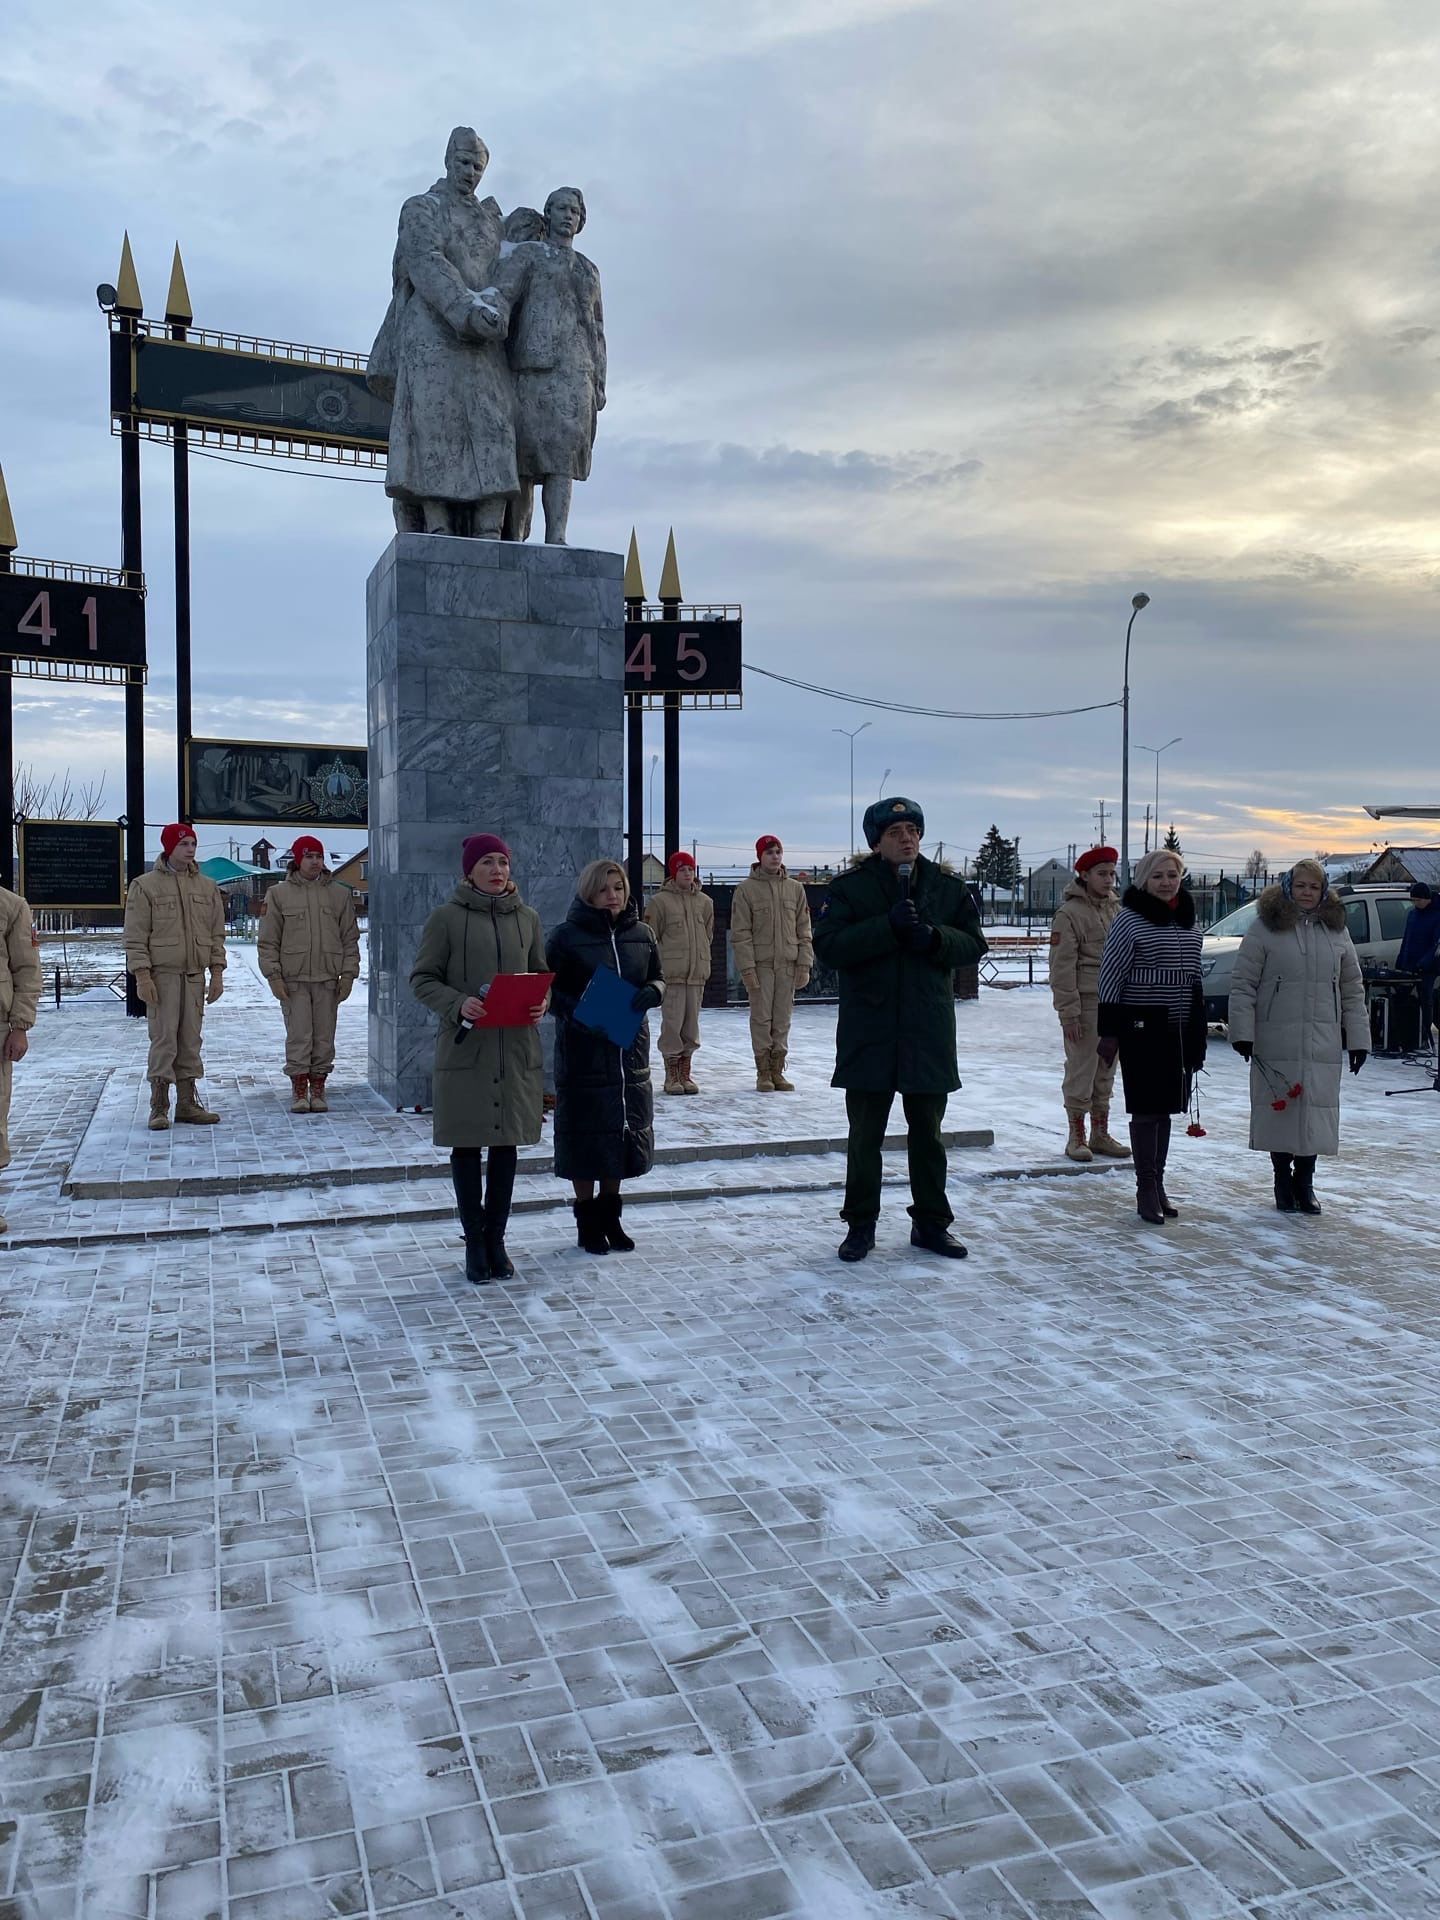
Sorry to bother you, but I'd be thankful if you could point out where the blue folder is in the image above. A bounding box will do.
[573,965,646,1047]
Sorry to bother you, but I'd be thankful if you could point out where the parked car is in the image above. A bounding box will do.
[1201,883,1415,1023]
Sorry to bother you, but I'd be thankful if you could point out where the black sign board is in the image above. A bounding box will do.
[130,335,390,454]
[0,571,146,673]
[624,617,742,696]
[17,821,126,910]
[185,737,368,828]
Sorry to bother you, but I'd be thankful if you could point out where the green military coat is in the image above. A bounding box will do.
[813,854,988,1093]
[409,884,546,1149]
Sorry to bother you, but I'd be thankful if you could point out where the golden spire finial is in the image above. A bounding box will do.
[0,463,17,553]
[658,527,682,602]
[115,231,143,314]
[623,529,645,599]
[165,243,193,324]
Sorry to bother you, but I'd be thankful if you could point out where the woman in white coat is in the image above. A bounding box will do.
[1226,859,1368,1215]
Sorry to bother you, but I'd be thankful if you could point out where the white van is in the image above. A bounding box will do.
[1201,883,1415,1023]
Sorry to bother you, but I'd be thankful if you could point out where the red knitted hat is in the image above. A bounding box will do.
[462,833,510,874]
[291,835,325,863]
[160,823,195,857]
[756,835,782,858]
[668,851,696,876]
[1076,845,1118,874]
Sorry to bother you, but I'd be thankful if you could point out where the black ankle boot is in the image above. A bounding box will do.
[1271,1153,1296,1213]
[910,1220,968,1258]
[600,1192,635,1251]
[1129,1118,1164,1225]
[483,1146,517,1278]
[838,1221,875,1263]
[574,1197,610,1254]
[450,1150,491,1285]
[1293,1157,1322,1215]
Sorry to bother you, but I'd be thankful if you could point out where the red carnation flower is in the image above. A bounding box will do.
[1271,1098,1287,1111]
[1289,1084,1303,1099]
[1186,1122,1207,1137]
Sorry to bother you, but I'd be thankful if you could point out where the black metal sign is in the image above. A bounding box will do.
[185,737,368,827]
[0,564,146,679]
[121,326,390,460]
[624,608,742,706]
[17,820,126,910]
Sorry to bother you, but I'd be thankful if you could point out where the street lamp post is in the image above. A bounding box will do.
[832,722,871,860]
[1134,736,1181,857]
[1119,593,1150,886]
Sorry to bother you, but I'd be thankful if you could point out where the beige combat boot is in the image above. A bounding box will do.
[755,1054,776,1092]
[769,1049,795,1092]
[308,1074,329,1113]
[680,1053,700,1094]
[148,1080,172,1131]
[662,1057,685,1095]
[289,1075,311,1114]
[175,1079,220,1125]
[1064,1112,1092,1162]
[1089,1107,1132,1159]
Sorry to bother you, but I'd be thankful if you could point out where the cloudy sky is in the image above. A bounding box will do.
[4,0,1440,876]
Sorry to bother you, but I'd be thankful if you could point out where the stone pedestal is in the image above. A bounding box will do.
[365,534,624,1110]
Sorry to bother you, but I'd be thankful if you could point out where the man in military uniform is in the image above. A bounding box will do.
[123,824,226,1130]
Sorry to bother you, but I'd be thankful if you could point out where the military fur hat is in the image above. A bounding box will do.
[862,795,924,848]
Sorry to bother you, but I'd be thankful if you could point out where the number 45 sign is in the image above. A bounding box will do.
[0,569,147,676]
[623,614,741,699]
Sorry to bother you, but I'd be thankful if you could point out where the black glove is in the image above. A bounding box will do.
[888,898,919,934]
[630,983,664,1013]
[1349,1049,1368,1075]
[903,922,936,953]
[1231,1040,1253,1060]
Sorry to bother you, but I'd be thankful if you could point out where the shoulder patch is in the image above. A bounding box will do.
[1049,929,1062,945]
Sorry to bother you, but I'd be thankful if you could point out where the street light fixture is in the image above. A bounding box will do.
[1134,736,1181,855]
[832,722,871,859]
[1119,592,1150,886]
[647,752,659,857]
[878,767,892,800]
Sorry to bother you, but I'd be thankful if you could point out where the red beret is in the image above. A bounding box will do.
[1076,846,1118,874]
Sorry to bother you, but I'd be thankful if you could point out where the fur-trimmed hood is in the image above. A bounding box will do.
[1256,883,1345,934]
[1120,883,1196,930]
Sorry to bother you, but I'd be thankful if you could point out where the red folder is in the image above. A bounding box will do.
[474,972,554,1028]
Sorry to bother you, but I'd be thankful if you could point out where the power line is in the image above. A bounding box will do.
[746,663,1121,721]
[186,445,387,484]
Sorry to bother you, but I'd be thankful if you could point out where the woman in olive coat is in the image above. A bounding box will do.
[1227,858,1368,1215]
[410,834,548,1284]
[546,859,663,1255]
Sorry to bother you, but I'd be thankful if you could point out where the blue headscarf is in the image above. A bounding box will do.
[1281,865,1328,904]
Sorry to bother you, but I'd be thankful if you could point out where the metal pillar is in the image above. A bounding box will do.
[661,585,680,865]
[0,542,11,893]
[116,314,147,1016]
[173,420,191,814]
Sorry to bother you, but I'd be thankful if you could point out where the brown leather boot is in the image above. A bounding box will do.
[680,1053,700,1094]
[1089,1108,1132,1159]
[175,1079,220,1125]
[148,1080,172,1131]
[769,1050,795,1092]
[289,1075,311,1113]
[1064,1112,1092,1162]
[755,1055,776,1092]
[662,1057,685,1095]
[308,1074,329,1113]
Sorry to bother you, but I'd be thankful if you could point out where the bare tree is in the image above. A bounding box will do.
[12,763,106,821]
[1244,848,1268,882]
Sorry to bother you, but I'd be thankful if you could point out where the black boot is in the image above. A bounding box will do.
[1154,1115,1178,1219]
[600,1191,635,1251]
[838,1220,876,1263]
[483,1146,517,1278]
[450,1150,491,1285]
[1129,1118,1165,1225]
[1271,1152,1296,1213]
[574,1197,610,1255]
[1293,1156,1322,1215]
[910,1219,968,1259]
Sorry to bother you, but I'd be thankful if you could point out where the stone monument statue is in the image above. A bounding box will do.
[494,187,607,548]
[367,127,517,538]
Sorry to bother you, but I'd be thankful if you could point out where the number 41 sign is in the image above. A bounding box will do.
[0,568,147,676]
[623,615,741,698]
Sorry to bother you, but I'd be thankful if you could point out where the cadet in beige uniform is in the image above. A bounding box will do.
[123,823,226,1129]
[257,835,361,1112]
[0,883,41,1233]
[733,835,814,1091]
[643,850,714,1094]
[1049,845,1129,1162]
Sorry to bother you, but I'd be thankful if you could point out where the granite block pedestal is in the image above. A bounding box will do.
[366,534,624,1109]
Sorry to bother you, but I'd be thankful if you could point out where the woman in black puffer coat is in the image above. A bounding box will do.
[546,859,663,1254]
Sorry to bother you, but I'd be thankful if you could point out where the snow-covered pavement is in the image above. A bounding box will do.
[4,958,1440,1918]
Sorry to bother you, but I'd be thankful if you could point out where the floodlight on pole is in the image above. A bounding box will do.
[833,722,871,859]
[1119,593,1150,886]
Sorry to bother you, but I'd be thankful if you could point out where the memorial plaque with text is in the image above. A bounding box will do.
[17,821,126,910]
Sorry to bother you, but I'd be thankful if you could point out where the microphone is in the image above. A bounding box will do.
[454,987,488,1044]
[898,861,913,900]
